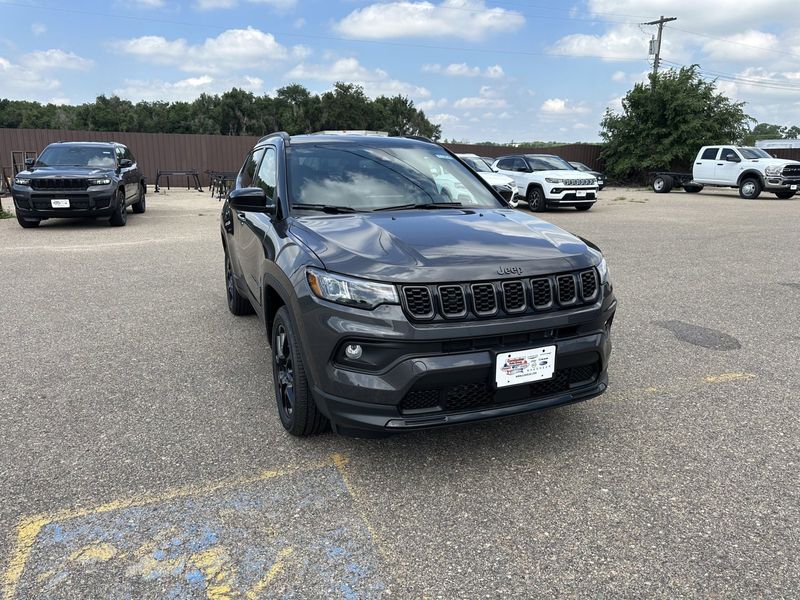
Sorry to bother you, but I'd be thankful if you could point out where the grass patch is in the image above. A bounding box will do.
[0,205,13,219]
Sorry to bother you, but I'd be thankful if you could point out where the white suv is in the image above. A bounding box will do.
[493,154,598,211]
[457,153,519,207]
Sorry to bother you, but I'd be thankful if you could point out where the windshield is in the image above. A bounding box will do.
[526,155,573,171]
[459,156,492,173]
[569,162,589,172]
[738,147,771,159]
[36,145,116,168]
[287,143,502,211]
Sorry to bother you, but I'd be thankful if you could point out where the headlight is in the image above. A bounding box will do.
[597,257,610,285]
[14,177,31,186]
[88,178,112,186]
[306,268,399,309]
[764,165,782,176]
[545,177,564,184]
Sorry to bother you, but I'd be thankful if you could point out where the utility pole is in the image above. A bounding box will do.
[644,15,677,88]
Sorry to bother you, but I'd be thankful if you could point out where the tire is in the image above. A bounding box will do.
[739,177,762,199]
[132,184,146,213]
[575,205,592,211]
[526,186,545,212]
[774,190,795,199]
[683,184,703,193]
[271,306,330,436]
[109,189,127,226]
[16,212,40,228]
[653,175,673,193]
[224,250,254,316]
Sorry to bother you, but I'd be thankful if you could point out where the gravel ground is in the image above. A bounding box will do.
[0,186,798,599]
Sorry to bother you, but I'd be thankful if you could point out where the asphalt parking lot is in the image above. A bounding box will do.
[1,186,798,599]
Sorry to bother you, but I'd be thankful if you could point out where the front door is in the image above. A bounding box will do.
[714,147,742,185]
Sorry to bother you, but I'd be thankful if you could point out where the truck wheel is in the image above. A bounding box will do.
[526,186,545,211]
[109,189,127,226]
[132,184,146,213]
[774,190,795,199]
[739,178,762,199]
[683,184,703,193]
[16,212,41,228]
[224,251,254,315]
[652,175,673,193]
[271,306,330,436]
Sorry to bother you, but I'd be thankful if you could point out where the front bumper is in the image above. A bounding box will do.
[764,176,800,190]
[296,286,616,434]
[543,186,598,206]
[12,185,118,219]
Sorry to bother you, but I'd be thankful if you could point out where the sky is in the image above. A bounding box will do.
[1,0,799,143]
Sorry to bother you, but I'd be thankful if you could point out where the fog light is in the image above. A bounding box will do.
[345,344,363,360]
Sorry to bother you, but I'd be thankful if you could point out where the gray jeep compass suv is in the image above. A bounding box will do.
[221,132,616,437]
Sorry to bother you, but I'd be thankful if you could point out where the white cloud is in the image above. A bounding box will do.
[0,56,61,98]
[133,0,165,6]
[453,85,507,109]
[423,62,505,78]
[702,30,780,61]
[431,112,460,125]
[540,98,590,115]
[20,49,93,71]
[118,28,307,73]
[113,74,265,102]
[416,97,448,111]
[31,23,47,36]
[286,58,430,98]
[334,0,524,41]
[611,70,626,82]
[549,24,654,61]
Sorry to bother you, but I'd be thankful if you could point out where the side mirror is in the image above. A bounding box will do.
[119,158,133,168]
[24,157,35,168]
[725,154,740,163]
[229,187,276,216]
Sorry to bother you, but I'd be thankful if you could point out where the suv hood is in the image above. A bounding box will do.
[477,172,515,187]
[23,166,116,177]
[290,209,597,283]
[537,169,595,180]
[746,158,800,168]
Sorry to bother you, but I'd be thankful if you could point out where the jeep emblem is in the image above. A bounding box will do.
[497,266,523,276]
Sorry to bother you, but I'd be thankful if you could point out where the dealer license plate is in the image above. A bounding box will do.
[576,190,587,197]
[51,199,70,208]
[496,345,556,388]
[791,185,797,191]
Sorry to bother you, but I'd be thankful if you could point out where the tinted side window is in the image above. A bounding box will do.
[497,158,512,170]
[115,146,125,164]
[253,147,277,198]
[238,148,265,188]
[720,147,738,160]
[513,158,528,171]
[124,146,135,162]
[701,147,719,160]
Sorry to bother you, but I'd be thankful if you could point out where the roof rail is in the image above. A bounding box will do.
[257,131,291,145]
[310,130,389,137]
[403,135,435,144]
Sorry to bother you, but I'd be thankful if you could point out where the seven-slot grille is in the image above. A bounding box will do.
[401,268,600,320]
[782,164,800,178]
[564,178,594,186]
[30,178,89,191]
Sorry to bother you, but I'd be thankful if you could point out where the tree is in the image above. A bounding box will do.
[741,122,800,144]
[600,66,753,179]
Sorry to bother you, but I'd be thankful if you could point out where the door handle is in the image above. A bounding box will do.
[716,163,724,166]
[695,162,702,165]
[236,213,247,224]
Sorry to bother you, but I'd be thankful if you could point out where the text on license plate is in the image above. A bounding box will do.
[51,199,70,208]
[576,191,587,197]
[496,345,556,388]
[791,185,798,191]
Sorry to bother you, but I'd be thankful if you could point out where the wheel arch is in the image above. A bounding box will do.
[737,170,765,187]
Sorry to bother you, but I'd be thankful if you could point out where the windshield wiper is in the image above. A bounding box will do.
[292,203,359,214]
[374,202,463,211]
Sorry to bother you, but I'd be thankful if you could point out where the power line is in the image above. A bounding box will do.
[0,0,650,62]
[665,25,800,60]
[660,60,800,92]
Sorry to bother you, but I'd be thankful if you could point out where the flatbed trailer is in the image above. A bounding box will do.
[650,172,704,193]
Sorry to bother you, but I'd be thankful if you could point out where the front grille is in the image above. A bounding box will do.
[531,278,553,308]
[502,281,526,312]
[556,275,577,304]
[438,285,466,317]
[579,270,598,300]
[471,283,497,315]
[564,179,594,186]
[782,165,800,178]
[399,362,600,414]
[401,268,599,321]
[30,178,89,191]
[403,286,434,319]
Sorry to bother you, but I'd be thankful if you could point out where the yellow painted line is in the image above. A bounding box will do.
[2,459,331,600]
[703,372,756,384]
[245,547,294,600]
[68,542,118,564]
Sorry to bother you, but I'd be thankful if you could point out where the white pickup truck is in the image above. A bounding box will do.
[652,146,800,199]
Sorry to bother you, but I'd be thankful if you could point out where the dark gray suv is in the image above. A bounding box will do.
[221,132,616,437]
